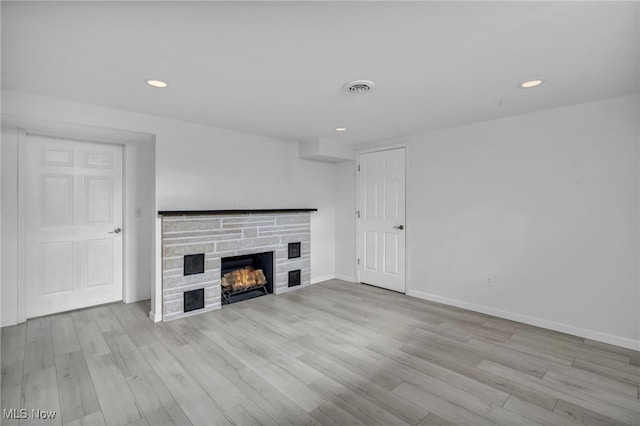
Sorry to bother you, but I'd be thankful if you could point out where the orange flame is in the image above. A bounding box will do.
[224,266,266,291]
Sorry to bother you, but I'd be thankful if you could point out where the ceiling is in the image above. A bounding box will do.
[2,1,638,145]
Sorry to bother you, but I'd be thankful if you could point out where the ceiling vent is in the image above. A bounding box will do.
[344,80,375,93]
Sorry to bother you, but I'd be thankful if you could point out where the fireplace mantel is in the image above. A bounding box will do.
[158,208,317,216]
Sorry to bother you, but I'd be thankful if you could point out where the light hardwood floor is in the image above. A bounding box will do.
[2,279,640,426]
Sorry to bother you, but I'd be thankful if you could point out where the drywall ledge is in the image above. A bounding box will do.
[299,137,355,163]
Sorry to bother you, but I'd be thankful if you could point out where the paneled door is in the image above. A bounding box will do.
[357,148,406,293]
[25,135,123,318]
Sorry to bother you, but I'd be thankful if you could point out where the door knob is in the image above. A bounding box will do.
[393,225,404,230]
[109,227,122,234]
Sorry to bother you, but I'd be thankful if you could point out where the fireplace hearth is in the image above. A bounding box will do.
[221,251,273,304]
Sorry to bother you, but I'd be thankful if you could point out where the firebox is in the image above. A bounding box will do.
[220,251,273,304]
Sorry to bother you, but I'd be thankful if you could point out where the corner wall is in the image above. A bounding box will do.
[1,90,337,326]
[335,161,357,282]
[351,94,640,349]
[1,127,19,326]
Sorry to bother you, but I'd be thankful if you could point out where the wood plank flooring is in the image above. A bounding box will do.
[2,279,639,425]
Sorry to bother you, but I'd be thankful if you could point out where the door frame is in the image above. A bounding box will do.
[17,130,128,322]
[355,143,409,293]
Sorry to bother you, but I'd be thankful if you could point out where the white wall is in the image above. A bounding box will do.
[5,89,637,348]
[1,128,19,326]
[1,90,337,325]
[0,125,3,329]
[335,161,357,281]
[350,94,640,349]
[636,6,640,350]
[122,139,155,303]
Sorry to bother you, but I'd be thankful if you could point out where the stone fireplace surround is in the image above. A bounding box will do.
[159,209,316,321]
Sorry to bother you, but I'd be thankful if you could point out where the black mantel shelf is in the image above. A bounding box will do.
[158,208,318,216]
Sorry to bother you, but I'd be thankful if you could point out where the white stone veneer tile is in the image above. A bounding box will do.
[162,212,312,321]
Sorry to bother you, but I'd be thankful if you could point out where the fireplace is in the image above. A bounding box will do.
[221,251,273,304]
[159,210,314,321]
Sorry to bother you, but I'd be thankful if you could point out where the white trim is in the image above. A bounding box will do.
[276,276,323,294]
[407,289,640,351]
[335,274,356,282]
[0,127,2,328]
[402,143,410,296]
[352,161,359,285]
[17,129,27,324]
[152,216,163,322]
[272,274,342,295]
[121,144,130,303]
[637,91,640,353]
[355,145,408,293]
[129,292,151,303]
[277,284,311,294]
[311,274,335,284]
[355,151,362,284]
[357,142,409,155]
[148,310,162,323]
[275,274,351,291]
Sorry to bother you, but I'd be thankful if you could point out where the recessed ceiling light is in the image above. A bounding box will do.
[520,79,543,88]
[146,79,168,88]
[335,127,347,132]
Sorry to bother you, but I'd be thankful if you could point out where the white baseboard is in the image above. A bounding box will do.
[276,281,314,294]
[311,274,357,284]
[1,317,19,328]
[148,310,162,323]
[311,274,336,284]
[335,274,356,283]
[274,274,353,295]
[126,292,151,304]
[406,289,640,351]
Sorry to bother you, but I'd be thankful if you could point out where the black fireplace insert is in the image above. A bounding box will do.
[220,251,273,304]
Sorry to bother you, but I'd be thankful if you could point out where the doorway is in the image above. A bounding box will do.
[24,135,124,317]
[356,147,406,293]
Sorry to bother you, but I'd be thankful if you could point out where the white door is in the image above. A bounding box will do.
[357,148,406,292]
[25,135,124,318]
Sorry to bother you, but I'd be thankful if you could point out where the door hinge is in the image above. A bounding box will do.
[356,210,360,218]
[357,258,360,265]
[357,163,360,172]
